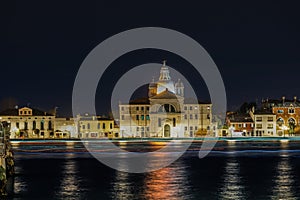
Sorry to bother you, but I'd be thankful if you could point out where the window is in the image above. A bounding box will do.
[136,115,139,120]
[277,118,284,126]
[288,108,295,114]
[136,107,139,111]
[195,126,198,130]
[24,111,27,114]
[141,107,144,111]
[195,114,198,120]
[190,114,193,119]
[91,133,98,137]
[141,115,145,120]
[277,110,284,114]
[184,106,187,111]
[87,123,90,129]
[33,121,36,130]
[158,118,161,127]
[41,121,44,130]
[82,125,85,129]
[184,126,187,131]
[102,123,106,129]
[190,126,193,130]
[158,104,176,113]
[98,123,100,129]
[146,115,150,120]
[24,122,28,130]
[136,127,139,131]
[146,127,149,131]
[189,106,192,110]
[243,123,246,128]
[267,124,273,129]
[48,121,52,130]
[121,107,124,111]
[238,124,242,128]
[256,124,262,129]
[267,117,273,121]
[110,123,113,129]
[256,117,262,122]
[173,118,176,127]
[121,115,125,120]
[184,115,187,120]
[16,122,19,129]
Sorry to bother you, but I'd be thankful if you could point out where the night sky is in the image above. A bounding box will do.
[1,1,300,116]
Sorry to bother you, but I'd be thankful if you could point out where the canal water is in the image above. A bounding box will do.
[10,141,300,199]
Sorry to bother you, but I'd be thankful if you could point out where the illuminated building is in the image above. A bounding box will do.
[119,61,212,138]
[0,106,55,138]
[76,114,117,138]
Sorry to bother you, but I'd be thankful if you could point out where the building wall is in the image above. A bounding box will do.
[77,115,116,138]
[119,103,212,138]
[2,115,55,139]
[253,114,276,136]
[272,106,300,136]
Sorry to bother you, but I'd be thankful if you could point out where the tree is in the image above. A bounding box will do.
[238,102,257,113]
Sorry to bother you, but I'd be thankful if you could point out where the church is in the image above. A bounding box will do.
[119,61,212,138]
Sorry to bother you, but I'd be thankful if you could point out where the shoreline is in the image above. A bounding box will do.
[10,137,300,144]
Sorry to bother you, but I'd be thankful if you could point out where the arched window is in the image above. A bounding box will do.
[48,121,52,130]
[24,122,28,130]
[158,104,176,113]
[33,121,36,130]
[41,121,44,130]
[276,118,284,126]
[288,118,296,125]
[173,118,176,127]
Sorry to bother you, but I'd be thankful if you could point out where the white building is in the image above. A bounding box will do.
[250,110,276,136]
[119,61,212,138]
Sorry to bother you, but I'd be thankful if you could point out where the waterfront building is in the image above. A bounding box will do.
[0,107,55,138]
[77,114,117,138]
[270,96,300,136]
[226,113,254,136]
[119,61,212,138]
[250,110,276,136]
[54,118,75,138]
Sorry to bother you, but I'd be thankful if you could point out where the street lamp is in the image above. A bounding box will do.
[282,125,288,137]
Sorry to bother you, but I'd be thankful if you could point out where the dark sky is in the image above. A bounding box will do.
[1,1,300,116]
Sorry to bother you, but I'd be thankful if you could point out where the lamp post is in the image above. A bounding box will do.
[282,125,288,137]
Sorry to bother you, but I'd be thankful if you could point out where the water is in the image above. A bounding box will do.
[10,141,300,199]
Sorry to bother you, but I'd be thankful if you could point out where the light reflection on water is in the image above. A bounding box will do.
[271,157,297,200]
[10,141,300,200]
[111,158,191,200]
[55,157,84,199]
[218,158,246,200]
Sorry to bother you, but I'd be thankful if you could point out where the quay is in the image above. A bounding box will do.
[0,121,14,196]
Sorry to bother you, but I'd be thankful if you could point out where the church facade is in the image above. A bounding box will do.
[119,62,212,138]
